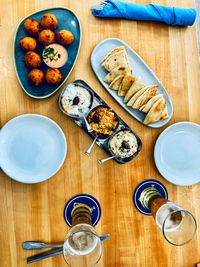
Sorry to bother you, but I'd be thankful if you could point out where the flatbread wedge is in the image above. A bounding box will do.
[104,66,129,83]
[109,74,124,90]
[132,85,158,109]
[140,94,163,112]
[126,86,149,107]
[102,50,131,72]
[102,46,125,63]
[143,98,169,124]
[124,77,145,103]
[118,74,135,96]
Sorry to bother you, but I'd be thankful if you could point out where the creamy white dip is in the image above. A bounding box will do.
[109,130,138,158]
[42,43,68,68]
[61,84,92,117]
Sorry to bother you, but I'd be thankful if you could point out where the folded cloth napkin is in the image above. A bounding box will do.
[91,0,197,26]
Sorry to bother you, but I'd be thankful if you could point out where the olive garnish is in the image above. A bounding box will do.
[121,140,130,150]
[92,112,100,123]
[73,96,80,105]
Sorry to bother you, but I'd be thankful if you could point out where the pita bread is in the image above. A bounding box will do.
[143,98,169,124]
[102,49,131,72]
[118,74,135,96]
[126,86,149,107]
[102,46,125,63]
[124,77,145,103]
[104,66,129,83]
[139,104,146,111]
[109,74,124,90]
[132,85,158,109]
[121,48,131,70]
[140,94,163,112]
[102,46,131,70]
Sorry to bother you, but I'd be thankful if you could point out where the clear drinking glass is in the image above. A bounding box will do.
[63,203,103,267]
[138,185,197,246]
[63,224,102,267]
[160,205,196,246]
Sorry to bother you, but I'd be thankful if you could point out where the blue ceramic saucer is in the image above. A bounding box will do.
[64,194,101,226]
[133,179,168,216]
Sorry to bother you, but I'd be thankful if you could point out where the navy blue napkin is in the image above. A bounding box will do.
[91,0,197,26]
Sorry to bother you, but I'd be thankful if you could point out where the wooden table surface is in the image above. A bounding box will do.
[0,0,200,266]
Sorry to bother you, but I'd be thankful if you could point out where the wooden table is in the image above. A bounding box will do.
[0,0,200,266]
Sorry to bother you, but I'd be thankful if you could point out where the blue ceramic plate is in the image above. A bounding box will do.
[14,7,81,99]
[154,122,200,186]
[91,38,173,128]
[0,114,67,183]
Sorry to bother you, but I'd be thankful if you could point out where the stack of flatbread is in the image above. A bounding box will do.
[101,46,169,124]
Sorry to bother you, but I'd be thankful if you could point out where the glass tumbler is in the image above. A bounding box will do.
[63,225,102,267]
[135,180,197,246]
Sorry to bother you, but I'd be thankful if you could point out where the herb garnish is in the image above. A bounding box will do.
[106,126,113,131]
[43,46,61,62]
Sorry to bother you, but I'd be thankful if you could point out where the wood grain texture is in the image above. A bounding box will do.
[0,0,200,266]
[195,0,200,56]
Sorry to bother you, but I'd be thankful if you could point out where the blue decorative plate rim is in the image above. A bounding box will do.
[13,7,81,99]
[133,179,168,216]
[63,194,101,226]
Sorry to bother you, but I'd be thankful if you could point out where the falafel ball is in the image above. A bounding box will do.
[38,29,55,45]
[20,36,37,51]
[56,30,74,45]
[24,51,42,68]
[28,69,44,86]
[24,18,40,36]
[45,68,62,84]
[40,13,58,30]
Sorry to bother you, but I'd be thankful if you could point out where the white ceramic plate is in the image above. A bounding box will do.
[91,38,173,128]
[154,122,200,186]
[0,114,67,183]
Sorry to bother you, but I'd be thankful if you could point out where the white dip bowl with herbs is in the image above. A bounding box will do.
[42,43,68,68]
